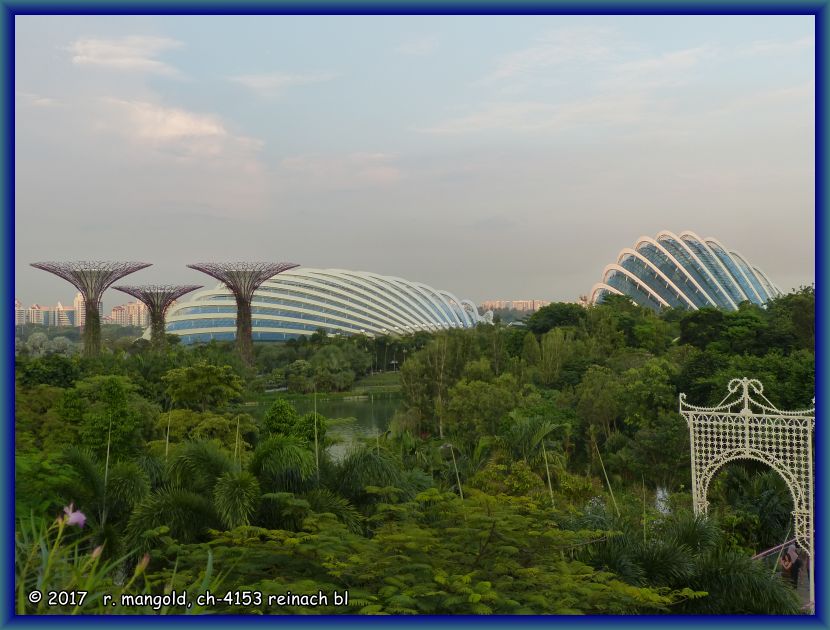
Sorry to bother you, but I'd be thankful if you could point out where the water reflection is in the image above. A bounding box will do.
[291,394,400,461]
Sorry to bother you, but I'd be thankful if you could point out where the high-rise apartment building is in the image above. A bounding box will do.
[479,299,551,312]
[27,304,44,325]
[73,292,103,328]
[73,292,86,327]
[109,300,149,327]
[54,302,73,327]
[15,299,26,326]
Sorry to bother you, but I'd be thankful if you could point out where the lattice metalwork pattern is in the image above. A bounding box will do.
[186,262,299,301]
[113,284,203,316]
[114,284,203,346]
[31,261,152,303]
[30,261,152,357]
[679,378,814,556]
[186,262,299,364]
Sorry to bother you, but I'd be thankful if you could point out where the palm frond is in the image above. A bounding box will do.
[303,488,363,533]
[336,446,402,503]
[127,486,218,547]
[250,435,315,492]
[61,447,105,506]
[167,441,233,494]
[106,461,151,520]
[213,470,261,529]
[677,548,801,614]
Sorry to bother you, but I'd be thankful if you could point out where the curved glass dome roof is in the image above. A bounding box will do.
[164,267,483,344]
[590,231,782,312]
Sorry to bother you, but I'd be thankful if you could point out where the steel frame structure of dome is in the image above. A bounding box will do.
[590,231,783,312]
[164,267,483,344]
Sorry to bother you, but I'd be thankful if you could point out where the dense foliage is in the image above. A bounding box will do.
[14,287,814,615]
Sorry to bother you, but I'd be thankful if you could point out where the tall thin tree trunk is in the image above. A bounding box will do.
[102,416,113,527]
[542,441,555,508]
[165,410,172,461]
[594,441,620,518]
[313,388,320,484]
[450,446,464,500]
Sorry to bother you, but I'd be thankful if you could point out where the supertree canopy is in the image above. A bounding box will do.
[113,284,202,348]
[186,262,299,363]
[30,261,151,357]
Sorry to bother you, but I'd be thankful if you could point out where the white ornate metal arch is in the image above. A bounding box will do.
[680,378,815,605]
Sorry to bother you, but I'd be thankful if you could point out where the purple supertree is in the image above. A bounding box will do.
[30,261,151,357]
[113,284,202,349]
[186,262,299,363]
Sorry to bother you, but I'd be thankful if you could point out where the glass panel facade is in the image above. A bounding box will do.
[658,236,733,309]
[635,244,710,308]
[728,252,770,302]
[595,233,781,313]
[165,268,481,344]
[606,271,664,311]
[704,242,761,304]
[681,236,745,305]
[619,255,687,308]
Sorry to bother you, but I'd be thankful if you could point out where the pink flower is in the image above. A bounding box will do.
[63,503,86,528]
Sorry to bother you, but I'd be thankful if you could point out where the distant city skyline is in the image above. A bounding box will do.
[14,293,149,328]
[479,299,554,312]
[15,15,814,311]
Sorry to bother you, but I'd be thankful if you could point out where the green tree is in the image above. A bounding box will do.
[521,332,541,367]
[284,360,315,393]
[17,355,80,388]
[162,362,243,411]
[575,366,622,441]
[525,302,587,335]
[263,399,300,436]
[63,376,159,460]
[447,373,524,439]
[539,328,574,387]
[620,358,678,431]
[679,308,726,349]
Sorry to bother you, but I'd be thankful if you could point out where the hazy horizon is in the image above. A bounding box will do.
[15,15,815,311]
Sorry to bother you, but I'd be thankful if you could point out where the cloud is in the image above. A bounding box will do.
[482,27,614,84]
[278,152,402,189]
[706,80,814,119]
[16,91,61,107]
[609,45,716,88]
[738,34,814,57]
[230,72,336,97]
[69,35,182,74]
[420,95,646,135]
[101,98,262,160]
[395,35,438,56]
[429,41,718,135]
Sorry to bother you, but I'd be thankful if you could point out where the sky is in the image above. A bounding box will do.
[14,15,815,310]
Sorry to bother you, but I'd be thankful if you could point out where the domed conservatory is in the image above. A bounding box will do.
[164,267,483,344]
[590,231,782,311]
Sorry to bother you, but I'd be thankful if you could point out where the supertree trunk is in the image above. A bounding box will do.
[186,262,299,365]
[84,300,102,358]
[113,285,202,351]
[236,295,254,364]
[151,316,167,350]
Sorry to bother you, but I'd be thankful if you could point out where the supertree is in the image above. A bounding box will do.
[30,261,151,357]
[186,262,299,364]
[113,284,202,349]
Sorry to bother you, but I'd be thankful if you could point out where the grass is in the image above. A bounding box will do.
[352,371,401,394]
[242,372,402,408]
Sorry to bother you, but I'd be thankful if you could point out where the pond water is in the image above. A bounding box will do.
[290,393,401,461]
